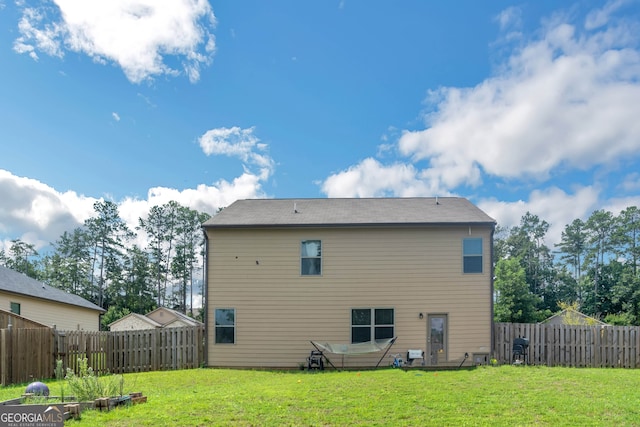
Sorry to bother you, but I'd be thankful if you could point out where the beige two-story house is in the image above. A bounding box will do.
[203,197,495,368]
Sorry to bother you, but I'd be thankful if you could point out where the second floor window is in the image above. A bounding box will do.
[301,240,322,275]
[463,238,483,273]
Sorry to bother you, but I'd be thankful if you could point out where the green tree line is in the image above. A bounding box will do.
[0,200,211,329]
[494,206,640,325]
[4,202,639,327]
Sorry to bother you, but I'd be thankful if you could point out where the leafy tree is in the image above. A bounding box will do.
[580,260,625,318]
[170,206,210,314]
[555,218,587,281]
[494,257,541,323]
[614,206,640,276]
[101,306,131,330]
[0,239,40,278]
[138,201,180,307]
[608,263,640,325]
[107,245,156,317]
[43,228,92,298]
[84,201,134,308]
[584,210,616,295]
[503,212,553,296]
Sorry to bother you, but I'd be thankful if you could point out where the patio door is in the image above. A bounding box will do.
[427,314,447,365]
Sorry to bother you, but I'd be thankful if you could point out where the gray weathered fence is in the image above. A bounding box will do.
[494,322,640,368]
[0,326,205,385]
[57,326,205,375]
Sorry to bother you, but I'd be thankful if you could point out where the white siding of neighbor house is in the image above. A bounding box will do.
[164,319,194,328]
[109,315,158,331]
[0,291,101,331]
[206,225,493,368]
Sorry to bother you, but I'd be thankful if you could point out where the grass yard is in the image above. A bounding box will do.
[1,366,640,426]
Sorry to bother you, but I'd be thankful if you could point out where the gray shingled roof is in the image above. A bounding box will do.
[0,265,105,313]
[203,197,496,228]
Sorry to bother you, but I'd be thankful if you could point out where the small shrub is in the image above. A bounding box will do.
[55,359,66,401]
[65,357,124,402]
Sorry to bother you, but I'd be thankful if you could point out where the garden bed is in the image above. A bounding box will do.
[0,392,147,421]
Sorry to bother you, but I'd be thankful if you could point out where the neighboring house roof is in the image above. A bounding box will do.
[145,307,202,327]
[540,308,607,326]
[0,265,105,313]
[108,313,163,329]
[203,197,496,229]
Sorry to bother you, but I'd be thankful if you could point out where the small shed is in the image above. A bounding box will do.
[108,307,202,331]
[108,313,163,331]
[145,307,203,328]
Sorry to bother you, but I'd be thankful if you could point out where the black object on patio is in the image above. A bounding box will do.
[512,337,529,365]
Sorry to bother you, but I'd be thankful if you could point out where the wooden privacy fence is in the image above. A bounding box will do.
[57,326,205,375]
[494,322,640,368]
[0,326,205,386]
[0,328,54,385]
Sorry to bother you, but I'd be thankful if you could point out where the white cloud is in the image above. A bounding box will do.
[112,112,120,121]
[13,7,65,60]
[320,1,640,220]
[198,126,275,180]
[0,169,96,251]
[398,16,640,188]
[585,0,629,30]
[494,6,522,32]
[619,172,640,192]
[0,169,265,252]
[322,158,445,198]
[14,0,217,83]
[478,186,601,246]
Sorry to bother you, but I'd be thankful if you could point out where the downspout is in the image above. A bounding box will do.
[202,227,210,367]
[490,223,496,359]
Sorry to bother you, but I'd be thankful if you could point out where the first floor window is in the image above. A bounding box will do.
[351,308,394,343]
[10,302,20,315]
[215,308,235,344]
[463,238,483,273]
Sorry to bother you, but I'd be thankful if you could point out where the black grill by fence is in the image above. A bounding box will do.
[494,322,640,368]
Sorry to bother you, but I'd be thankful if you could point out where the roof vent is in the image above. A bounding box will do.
[294,202,298,214]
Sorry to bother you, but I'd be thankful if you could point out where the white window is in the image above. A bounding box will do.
[463,238,483,273]
[301,240,321,275]
[215,308,235,344]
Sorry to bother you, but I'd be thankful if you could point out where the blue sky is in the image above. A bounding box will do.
[1,0,640,251]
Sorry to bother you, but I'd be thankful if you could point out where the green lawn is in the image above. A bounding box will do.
[2,366,639,426]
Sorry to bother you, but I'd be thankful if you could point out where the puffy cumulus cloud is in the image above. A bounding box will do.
[0,169,97,250]
[198,126,275,180]
[119,172,266,249]
[0,169,265,252]
[478,186,601,246]
[119,173,264,225]
[321,158,446,198]
[398,3,640,188]
[320,2,640,205]
[13,0,216,83]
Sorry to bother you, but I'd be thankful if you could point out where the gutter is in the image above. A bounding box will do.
[202,227,210,367]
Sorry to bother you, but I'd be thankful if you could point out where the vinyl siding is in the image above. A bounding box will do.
[0,291,101,331]
[110,316,159,331]
[206,226,492,368]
